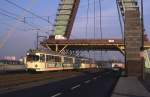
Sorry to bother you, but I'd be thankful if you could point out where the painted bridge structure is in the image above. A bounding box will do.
[41,0,149,77]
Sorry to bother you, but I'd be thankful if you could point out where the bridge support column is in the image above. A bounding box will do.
[125,9,144,77]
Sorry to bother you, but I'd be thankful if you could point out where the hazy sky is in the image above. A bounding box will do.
[0,0,150,60]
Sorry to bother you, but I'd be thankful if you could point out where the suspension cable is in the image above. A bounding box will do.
[116,0,124,39]
[98,0,103,61]
[86,0,90,39]
[85,0,91,60]
[93,0,96,61]
[98,0,102,39]
[94,0,96,39]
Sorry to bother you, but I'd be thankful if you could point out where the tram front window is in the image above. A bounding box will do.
[40,54,45,62]
[27,55,39,61]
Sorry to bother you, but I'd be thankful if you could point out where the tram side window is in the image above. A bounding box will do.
[64,57,67,63]
[82,59,88,64]
[46,55,53,62]
[64,57,73,64]
[55,56,61,62]
[51,56,55,62]
[40,54,45,62]
[27,55,39,61]
[84,60,89,64]
[75,58,80,64]
[68,58,73,64]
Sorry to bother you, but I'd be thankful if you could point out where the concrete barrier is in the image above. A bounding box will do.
[0,64,25,72]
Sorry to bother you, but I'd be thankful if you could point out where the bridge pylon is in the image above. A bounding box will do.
[118,0,144,77]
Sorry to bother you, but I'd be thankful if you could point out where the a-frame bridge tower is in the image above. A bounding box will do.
[42,0,144,77]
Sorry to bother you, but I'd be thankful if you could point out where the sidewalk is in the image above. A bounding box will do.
[111,76,150,97]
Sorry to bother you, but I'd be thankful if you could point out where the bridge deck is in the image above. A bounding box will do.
[41,39,150,51]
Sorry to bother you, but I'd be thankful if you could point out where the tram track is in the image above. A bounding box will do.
[0,69,120,97]
[0,70,84,89]
[0,69,101,89]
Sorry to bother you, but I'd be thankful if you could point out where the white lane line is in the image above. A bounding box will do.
[51,92,62,97]
[106,72,109,74]
[105,71,111,74]
[71,84,80,90]
[93,77,97,80]
[84,80,91,83]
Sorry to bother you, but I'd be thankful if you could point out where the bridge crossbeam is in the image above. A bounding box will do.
[41,39,150,53]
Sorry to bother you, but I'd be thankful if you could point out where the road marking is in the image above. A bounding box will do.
[71,84,80,90]
[106,72,109,74]
[93,77,97,80]
[51,93,62,97]
[105,71,111,74]
[84,80,91,83]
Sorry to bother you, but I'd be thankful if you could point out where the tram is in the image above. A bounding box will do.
[25,49,97,72]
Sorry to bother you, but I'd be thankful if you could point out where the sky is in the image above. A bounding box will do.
[0,0,150,60]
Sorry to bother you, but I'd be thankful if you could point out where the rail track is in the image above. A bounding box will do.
[0,70,83,89]
[0,69,102,89]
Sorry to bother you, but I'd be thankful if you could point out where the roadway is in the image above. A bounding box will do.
[0,69,120,97]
